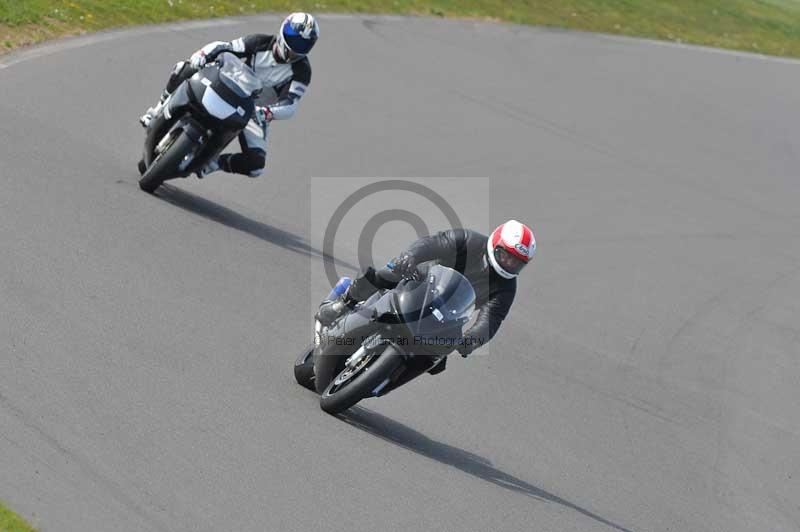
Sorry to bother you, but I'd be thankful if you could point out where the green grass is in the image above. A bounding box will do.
[2,0,800,56]
[0,501,36,532]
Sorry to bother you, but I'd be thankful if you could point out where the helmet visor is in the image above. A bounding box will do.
[494,247,527,275]
[277,38,305,62]
[284,32,316,55]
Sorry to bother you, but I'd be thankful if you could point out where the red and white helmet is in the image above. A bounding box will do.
[486,220,536,279]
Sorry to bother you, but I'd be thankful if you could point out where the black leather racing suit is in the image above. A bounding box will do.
[349,229,517,356]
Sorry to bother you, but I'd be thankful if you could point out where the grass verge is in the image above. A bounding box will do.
[0,501,36,532]
[2,0,800,57]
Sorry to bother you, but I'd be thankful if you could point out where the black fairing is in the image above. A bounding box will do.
[314,266,476,395]
[323,266,474,357]
[184,66,255,131]
[142,57,257,176]
[392,266,475,346]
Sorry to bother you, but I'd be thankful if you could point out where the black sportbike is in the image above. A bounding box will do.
[138,52,261,193]
[294,265,476,414]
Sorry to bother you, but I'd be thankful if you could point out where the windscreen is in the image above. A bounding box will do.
[394,265,476,337]
[217,53,262,97]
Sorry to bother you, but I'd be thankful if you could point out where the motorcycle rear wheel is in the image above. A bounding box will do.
[294,344,316,391]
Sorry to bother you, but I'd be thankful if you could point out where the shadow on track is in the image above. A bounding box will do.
[340,406,635,532]
[156,184,359,272]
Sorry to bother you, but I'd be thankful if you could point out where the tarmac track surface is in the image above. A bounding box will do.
[0,14,799,532]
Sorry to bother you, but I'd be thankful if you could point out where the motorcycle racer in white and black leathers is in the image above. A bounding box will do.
[316,221,537,375]
[139,12,319,178]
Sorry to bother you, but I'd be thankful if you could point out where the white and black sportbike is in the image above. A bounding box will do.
[294,265,476,414]
[138,53,261,193]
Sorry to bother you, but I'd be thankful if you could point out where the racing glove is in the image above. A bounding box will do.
[190,41,231,69]
[388,252,418,280]
[189,50,208,69]
[255,106,274,125]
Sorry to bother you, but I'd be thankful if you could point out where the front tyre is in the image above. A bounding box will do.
[320,344,405,415]
[138,130,195,193]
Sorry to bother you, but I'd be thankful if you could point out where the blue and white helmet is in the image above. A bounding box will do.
[276,12,319,61]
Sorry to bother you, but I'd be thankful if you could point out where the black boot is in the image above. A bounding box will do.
[315,298,351,326]
[315,287,358,327]
[139,90,170,128]
[315,274,381,327]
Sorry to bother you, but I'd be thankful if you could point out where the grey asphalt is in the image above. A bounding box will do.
[1,14,799,532]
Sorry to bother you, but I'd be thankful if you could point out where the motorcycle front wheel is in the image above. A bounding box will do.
[320,343,405,415]
[138,130,195,193]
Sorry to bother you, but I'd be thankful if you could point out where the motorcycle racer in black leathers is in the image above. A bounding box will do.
[139,12,319,178]
[317,220,537,374]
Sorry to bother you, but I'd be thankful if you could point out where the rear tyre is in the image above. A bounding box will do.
[138,130,195,193]
[320,345,405,415]
[294,344,316,391]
